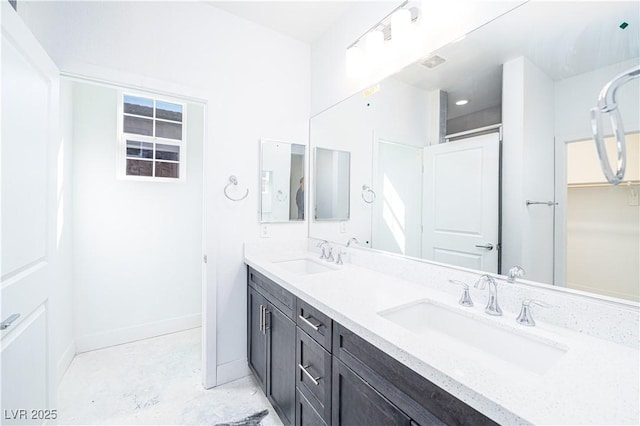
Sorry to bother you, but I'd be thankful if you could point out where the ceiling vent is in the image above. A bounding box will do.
[421,55,447,69]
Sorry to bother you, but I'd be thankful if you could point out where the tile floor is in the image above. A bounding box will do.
[57,328,283,425]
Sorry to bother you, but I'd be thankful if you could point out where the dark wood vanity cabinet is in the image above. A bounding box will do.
[248,270,296,425]
[333,323,497,426]
[247,266,497,426]
[332,356,411,426]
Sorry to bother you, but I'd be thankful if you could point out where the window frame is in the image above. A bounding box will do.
[117,91,187,182]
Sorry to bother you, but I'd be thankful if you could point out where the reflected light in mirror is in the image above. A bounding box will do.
[391,8,412,46]
[365,30,385,66]
[346,45,365,79]
[382,174,406,254]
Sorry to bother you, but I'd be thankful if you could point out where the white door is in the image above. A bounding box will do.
[1,3,60,423]
[422,132,500,272]
[372,139,423,257]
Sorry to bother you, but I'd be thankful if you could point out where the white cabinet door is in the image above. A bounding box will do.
[422,133,500,273]
[1,3,60,423]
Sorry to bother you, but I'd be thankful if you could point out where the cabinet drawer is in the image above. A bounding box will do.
[296,389,328,426]
[296,298,332,351]
[296,328,332,423]
[249,267,295,319]
[333,322,496,426]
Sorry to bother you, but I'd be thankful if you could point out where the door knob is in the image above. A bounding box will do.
[475,243,494,251]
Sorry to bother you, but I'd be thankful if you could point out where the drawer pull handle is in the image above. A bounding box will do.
[298,315,321,331]
[298,364,321,386]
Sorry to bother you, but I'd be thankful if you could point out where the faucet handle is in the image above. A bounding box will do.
[449,280,474,307]
[336,249,346,265]
[516,299,553,326]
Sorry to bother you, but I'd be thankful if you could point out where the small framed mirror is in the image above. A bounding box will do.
[259,139,306,223]
[314,147,351,221]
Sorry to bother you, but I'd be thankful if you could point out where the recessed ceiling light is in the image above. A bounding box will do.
[455,99,469,106]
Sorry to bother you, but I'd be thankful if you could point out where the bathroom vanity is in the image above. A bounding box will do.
[245,241,639,426]
[247,265,495,426]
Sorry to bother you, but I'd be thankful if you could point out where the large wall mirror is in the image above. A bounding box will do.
[308,1,639,302]
[260,139,306,222]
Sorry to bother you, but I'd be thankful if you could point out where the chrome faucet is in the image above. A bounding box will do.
[516,299,552,326]
[346,237,359,247]
[474,274,502,316]
[316,240,329,259]
[507,265,525,283]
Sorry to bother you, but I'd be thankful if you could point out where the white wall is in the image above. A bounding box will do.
[502,57,555,282]
[310,1,526,115]
[71,82,203,352]
[20,1,310,386]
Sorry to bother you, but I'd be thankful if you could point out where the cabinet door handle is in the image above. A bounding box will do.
[298,364,321,386]
[259,305,264,332]
[263,309,270,335]
[298,315,322,331]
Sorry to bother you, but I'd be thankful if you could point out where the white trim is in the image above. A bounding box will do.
[74,313,201,353]
[56,340,76,385]
[215,358,251,388]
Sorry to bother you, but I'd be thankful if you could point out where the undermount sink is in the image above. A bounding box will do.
[378,300,567,375]
[274,258,338,275]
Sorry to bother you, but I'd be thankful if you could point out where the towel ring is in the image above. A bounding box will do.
[275,190,287,202]
[590,66,640,185]
[361,185,376,203]
[224,175,249,201]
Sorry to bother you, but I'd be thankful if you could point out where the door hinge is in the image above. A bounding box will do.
[203,254,208,263]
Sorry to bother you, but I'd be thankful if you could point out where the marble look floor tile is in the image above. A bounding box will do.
[57,328,282,425]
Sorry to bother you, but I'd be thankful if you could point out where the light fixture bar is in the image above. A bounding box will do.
[346,0,418,50]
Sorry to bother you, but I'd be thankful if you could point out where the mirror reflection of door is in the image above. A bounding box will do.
[564,133,640,302]
[422,132,500,273]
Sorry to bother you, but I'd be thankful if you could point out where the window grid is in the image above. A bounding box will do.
[120,92,186,181]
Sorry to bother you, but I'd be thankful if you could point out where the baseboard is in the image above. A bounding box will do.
[216,358,250,386]
[75,313,201,353]
[57,340,76,384]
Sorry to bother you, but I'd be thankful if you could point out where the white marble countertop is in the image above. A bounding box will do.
[244,243,640,425]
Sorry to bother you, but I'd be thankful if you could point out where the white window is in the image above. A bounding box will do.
[119,92,186,180]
